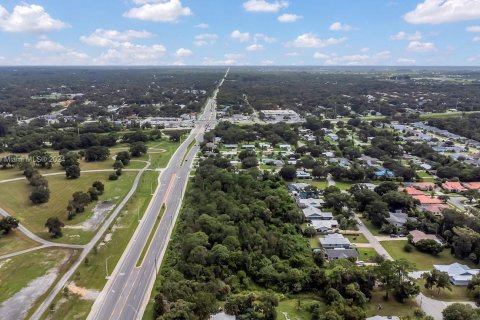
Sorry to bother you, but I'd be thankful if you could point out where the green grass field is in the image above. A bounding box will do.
[360,218,382,236]
[0,248,74,303]
[366,288,418,318]
[0,231,41,256]
[357,247,378,262]
[306,179,328,189]
[381,240,475,270]
[0,172,137,243]
[309,237,320,249]
[344,233,368,243]
[276,294,325,320]
[417,171,435,182]
[417,279,471,302]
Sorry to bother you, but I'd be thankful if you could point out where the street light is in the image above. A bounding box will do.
[105,255,113,279]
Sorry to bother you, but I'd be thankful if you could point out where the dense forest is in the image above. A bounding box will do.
[151,158,424,320]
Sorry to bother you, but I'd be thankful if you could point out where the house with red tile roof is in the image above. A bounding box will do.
[411,182,435,191]
[413,195,444,205]
[463,182,480,190]
[402,187,425,196]
[442,181,467,193]
[409,230,442,244]
[420,204,450,216]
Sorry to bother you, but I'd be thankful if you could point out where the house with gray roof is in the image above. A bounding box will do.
[434,263,480,286]
[320,233,351,249]
[324,248,358,261]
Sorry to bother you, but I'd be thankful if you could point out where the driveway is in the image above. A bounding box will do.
[416,293,477,320]
[354,215,393,260]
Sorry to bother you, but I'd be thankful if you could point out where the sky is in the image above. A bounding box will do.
[0,0,480,66]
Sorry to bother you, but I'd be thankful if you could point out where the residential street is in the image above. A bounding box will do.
[354,215,393,260]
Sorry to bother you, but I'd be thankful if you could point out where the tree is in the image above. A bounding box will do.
[69,192,91,214]
[65,164,81,179]
[241,156,258,169]
[464,189,480,204]
[375,259,419,302]
[169,131,183,142]
[113,160,124,170]
[279,166,296,181]
[0,216,19,235]
[23,164,36,179]
[29,149,53,168]
[116,151,131,166]
[374,181,398,196]
[92,181,105,194]
[153,293,166,318]
[415,239,443,256]
[45,217,64,238]
[60,152,79,169]
[88,187,100,201]
[365,201,389,227]
[442,303,480,320]
[312,166,326,179]
[130,142,148,157]
[422,269,452,295]
[30,186,50,204]
[84,146,110,162]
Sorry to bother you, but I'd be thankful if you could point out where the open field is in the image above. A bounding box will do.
[0,248,74,303]
[381,240,475,270]
[306,179,328,189]
[358,247,378,262]
[0,171,136,243]
[366,288,418,318]
[0,230,41,256]
[417,279,472,302]
[276,294,325,320]
[344,233,369,243]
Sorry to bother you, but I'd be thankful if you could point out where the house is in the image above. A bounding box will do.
[375,170,394,177]
[324,248,358,261]
[223,144,238,149]
[434,263,480,286]
[296,171,312,179]
[297,198,325,209]
[311,219,339,233]
[463,182,480,190]
[262,158,284,167]
[288,183,320,199]
[410,182,435,191]
[386,211,409,227]
[442,181,467,193]
[323,151,335,158]
[354,183,376,191]
[302,207,333,220]
[367,317,400,320]
[412,195,444,205]
[402,187,425,196]
[320,233,351,249]
[258,143,271,149]
[210,312,236,320]
[420,204,450,217]
[278,144,292,150]
[409,230,442,245]
[242,144,255,149]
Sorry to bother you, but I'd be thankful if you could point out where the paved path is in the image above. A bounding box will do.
[375,236,408,241]
[354,215,393,260]
[0,169,141,184]
[416,293,477,320]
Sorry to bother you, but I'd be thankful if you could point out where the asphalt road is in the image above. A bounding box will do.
[88,70,227,320]
[354,215,393,260]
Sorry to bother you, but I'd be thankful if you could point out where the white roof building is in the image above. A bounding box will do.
[434,263,480,286]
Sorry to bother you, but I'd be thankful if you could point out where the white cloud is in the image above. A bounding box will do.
[194,33,218,46]
[407,40,437,52]
[473,36,480,42]
[278,13,302,22]
[203,53,244,65]
[360,47,370,53]
[28,40,66,52]
[0,4,67,33]
[81,29,153,47]
[175,48,192,57]
[313,51,391,65]
[390,31,422,41]
[246,44,264,51]
[397,57,416,64]
[286,51,301,56]
[243,0,288,12]
[231,30,250,42]
[290,33,346,48]
[195,23,209,28]
[404,0,480,24]
[466,26,480,32]
[254,33,276,43]
[95,43,167,65]
[124,0,192,22]
[329,22,352,31]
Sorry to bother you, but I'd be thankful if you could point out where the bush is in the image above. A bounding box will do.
[108,173,119,180]
[404,243,414,253]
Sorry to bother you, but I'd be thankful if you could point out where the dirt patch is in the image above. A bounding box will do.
[66,282,99,300]
[65,201,115,231]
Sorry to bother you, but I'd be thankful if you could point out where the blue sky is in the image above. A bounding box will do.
[0,0,479,65]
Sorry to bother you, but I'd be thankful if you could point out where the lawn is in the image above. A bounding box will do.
[148,140,182,169]
[360,218,382,236]
[0,248,74,303]
[276,294,325,320]
[46,294,93,320]
[309,237,320,249]
[344,233,368,243]
[0,171,137,243]
[0,230,41,256]
[366,288,418,318]
[306,179,328,190]
[335,181,355,191]
[357,247,378,262]
[417,279,472,302]
[417,171,435,182]
[380,240,475,270]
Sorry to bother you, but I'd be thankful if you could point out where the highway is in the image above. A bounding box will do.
[87,69,228,320]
